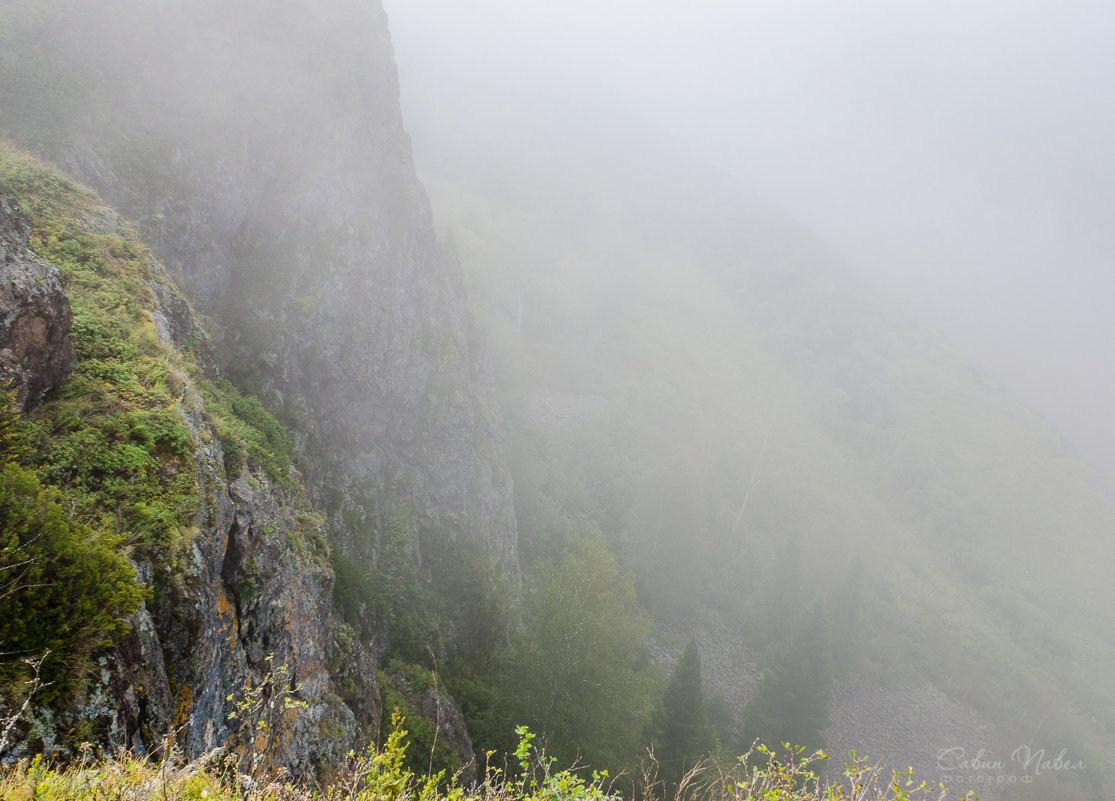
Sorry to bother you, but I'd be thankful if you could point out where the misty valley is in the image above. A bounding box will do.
[0,2,1113,801]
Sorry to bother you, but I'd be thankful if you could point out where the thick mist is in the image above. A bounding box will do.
[2,0,1114,793]
[383,0,1115,479]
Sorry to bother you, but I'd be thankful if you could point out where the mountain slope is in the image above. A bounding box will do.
[421,152,1115,797]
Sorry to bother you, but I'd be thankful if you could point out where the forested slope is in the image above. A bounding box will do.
[420,153,1115,798]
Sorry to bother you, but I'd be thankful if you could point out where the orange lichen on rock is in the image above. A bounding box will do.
[215,587,239,647]
[173,683,193,730]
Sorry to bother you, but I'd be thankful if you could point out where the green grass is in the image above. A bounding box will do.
[0,146,198,559]
[0,142,296,555]
[0,723,974,801]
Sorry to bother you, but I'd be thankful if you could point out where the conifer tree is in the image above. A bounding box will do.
[651,637,716,787]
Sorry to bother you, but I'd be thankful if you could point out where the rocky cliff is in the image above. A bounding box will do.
[0,0,515,772]
[0,0,519,580]
[0,159,383,771]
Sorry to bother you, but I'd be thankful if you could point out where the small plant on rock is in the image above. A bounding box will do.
[226,654,309,783]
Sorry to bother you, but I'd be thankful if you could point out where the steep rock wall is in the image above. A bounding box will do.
[0,0,519,582]
[0,173,379,771]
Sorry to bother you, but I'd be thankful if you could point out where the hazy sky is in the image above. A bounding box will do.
[383,0,1115,477]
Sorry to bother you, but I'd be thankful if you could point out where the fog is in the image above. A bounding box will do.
[3,0,1115,788]
[384,0,1115,478]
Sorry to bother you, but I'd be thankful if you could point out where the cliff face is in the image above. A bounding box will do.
[0,0,519,579]
[1,0,512,769]
[0,164,379,770]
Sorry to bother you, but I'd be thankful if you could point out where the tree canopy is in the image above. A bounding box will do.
[505,535,655,770]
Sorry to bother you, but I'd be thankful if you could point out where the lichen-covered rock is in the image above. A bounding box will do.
[412,686,476,779]
[147,260,220,379]
[0,195,74,409]
[78,572,173,756]
[328,621,382,741]
[110,261,370,775]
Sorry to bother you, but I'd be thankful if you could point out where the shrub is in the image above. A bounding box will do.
[0,462,144,704]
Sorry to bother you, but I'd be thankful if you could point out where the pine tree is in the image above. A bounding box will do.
[652,637,716,787]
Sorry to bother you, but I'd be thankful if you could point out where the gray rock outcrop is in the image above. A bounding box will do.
[0,195,74,409]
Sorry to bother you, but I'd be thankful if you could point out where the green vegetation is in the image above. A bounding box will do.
[502,536,655,771]
[0,11,1110,794]
[198,378,293,483]
[0,146,296,534]
[379,662,463,780]
[420,165,1115,796]
[332,503,439,663]
[742,609,832,756]
[329,495,519,769]
[332,508,658,775]
[650,639,717,789]
[0,144,299,726]
[0,461,144,702]
[0,722,974,800]
[0,149,198,557]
